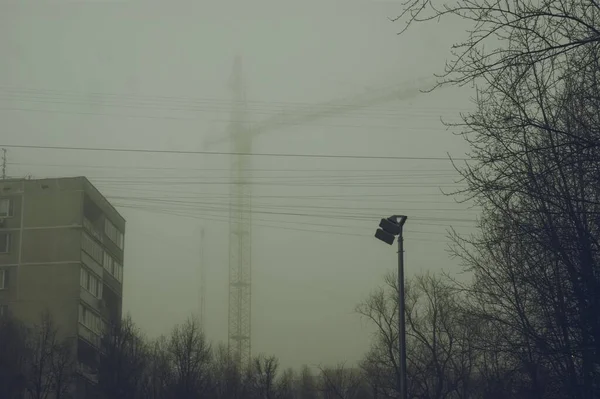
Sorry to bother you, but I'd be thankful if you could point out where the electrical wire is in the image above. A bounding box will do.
[0,93,461,122]
[114,203,457,243]
[0,86,470,117]
[0,143,470,161]
[8,162,461,173]
[106,195,479,214]
[110,198,477,224]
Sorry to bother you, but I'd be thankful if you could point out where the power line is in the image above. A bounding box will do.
[0,85,469,114]
[0,91,462,121]
[77,172,461,180]
[106,195,479,214]
[0,104,460,131]
[114,203,457,243]
[95,185,464,201]
[0,143,471,161]
[110,198,477,224]
[8,161,460,173]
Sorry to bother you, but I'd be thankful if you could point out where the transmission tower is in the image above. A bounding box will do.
[227,55,252,368]
[199,227,206,329]
[2,148,6,179]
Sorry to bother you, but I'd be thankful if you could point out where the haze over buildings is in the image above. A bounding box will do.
[0,1,476,370]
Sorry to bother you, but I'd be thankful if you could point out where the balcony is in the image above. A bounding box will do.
[78,323,101,348]
[77,361,99,384]
[83,218,103,244]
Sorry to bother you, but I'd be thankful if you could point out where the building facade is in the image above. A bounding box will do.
[0,176,125,397]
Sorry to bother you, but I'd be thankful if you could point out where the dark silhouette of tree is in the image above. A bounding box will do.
[166,316,212,398]
[247,354,279,399]
[211,344,244,399]
[319,363,366,399]
[393,1,600,398]
[357,273,481,399]
[393,0,600,87]
[0,311,28,399]
[142,336,172,399]
[297,365,319,399]
[25,311,75,399]
[276,367,296,399]
[98,315,148,399]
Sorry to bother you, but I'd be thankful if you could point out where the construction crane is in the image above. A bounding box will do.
[212,56,437,369]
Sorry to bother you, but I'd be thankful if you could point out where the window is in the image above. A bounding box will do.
[83,218,103,242]
[82,233,103,264]
[0,234,9,254]
[0,198,11,218]
[103,252,123,283]
[116,262,123,282]
[80,267,102,299]
[79,304,105,336]
[103,252,113,274]
[80,267,88,288]
[0,269,6,289]
[105,219,124,250]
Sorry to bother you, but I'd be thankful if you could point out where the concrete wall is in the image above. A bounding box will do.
[0,265,17,305]
[1,176,125,342]
[13,262,80,337]
[22,177,83,228]
[1,178,84,336]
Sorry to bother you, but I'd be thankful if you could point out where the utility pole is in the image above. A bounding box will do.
[397,220,407,399]
[375,215,408,399]
[2,148,6,179]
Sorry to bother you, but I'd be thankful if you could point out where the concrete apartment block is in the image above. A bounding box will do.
[0,176,125,398]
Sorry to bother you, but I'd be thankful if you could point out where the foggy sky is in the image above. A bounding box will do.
[0,1,477,370]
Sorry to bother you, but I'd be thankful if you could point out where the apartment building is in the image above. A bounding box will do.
[0,176,125,397]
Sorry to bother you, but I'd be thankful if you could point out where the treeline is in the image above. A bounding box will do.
[0,309,373,399]
[2,254,596,399]
[0,312,76,399]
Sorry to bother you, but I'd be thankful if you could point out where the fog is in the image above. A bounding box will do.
[0,1,477,370]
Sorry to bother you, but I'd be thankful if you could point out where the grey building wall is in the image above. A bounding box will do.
[0,176,126,396]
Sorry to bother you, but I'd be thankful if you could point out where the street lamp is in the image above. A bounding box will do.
[375,215,408,399]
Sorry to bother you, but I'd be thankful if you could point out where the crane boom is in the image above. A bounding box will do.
[248,78,433,137]
[205,78,435,149]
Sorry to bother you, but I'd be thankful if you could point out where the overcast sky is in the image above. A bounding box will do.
[0,1,478,370]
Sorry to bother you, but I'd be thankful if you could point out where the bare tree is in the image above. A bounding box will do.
[25,311,75,399]
[357,273,479,399]
[297,365,318,399]
[0,312,28,399]
[50,337,76,399]
[166,316,212,399]
[276,367,296,399]
[438,46,600,399]
[319,363,367,399]
[247,354,280,399]
[142,335,172,399]
[356,273,400,398]
[391,1,600,398]
[211,343,244,399]
[98,315,149,399]
[393,0,600,87]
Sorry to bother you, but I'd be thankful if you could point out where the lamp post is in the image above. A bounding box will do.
[375,215,408,399]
